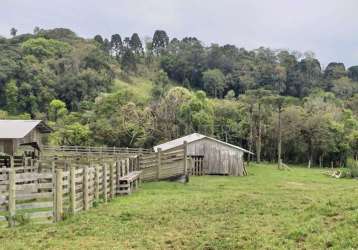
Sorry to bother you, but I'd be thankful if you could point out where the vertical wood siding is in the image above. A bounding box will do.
[187,138,244,176]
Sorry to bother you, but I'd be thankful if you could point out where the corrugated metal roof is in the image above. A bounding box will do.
[154,133,253,154]
[0,120,50,139]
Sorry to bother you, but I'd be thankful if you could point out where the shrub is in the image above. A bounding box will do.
[6,214,30,226]
[339,158,358,178]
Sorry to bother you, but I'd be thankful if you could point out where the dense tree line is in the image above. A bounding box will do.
[0,28,357,167]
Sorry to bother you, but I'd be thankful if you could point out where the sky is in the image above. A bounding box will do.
[1,0,358,67]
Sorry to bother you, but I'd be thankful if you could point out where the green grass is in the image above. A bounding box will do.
[1,164,358,249]
[114,77,154,104]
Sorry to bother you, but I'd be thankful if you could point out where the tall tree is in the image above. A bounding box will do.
[244,89,272,162]
[110,34,123,57]
[121,49,137,72]
[348,66,358,82]
[94,35,104,45]
[5,80,18,114]
[103,38,111,55]
[266,95,296,167]
[152,30,169,55]
[10,28,17,37]
[202,69,226,98]
[324,62,347,91]
[33,26,41,34]
[129,33,143,55]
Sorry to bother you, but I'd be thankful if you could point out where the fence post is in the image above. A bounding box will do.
[110,163,115,198]
[189,157,193,176]
[55,168,63,222]
[126,158,130,174]
[103,164,108,203]
[8,168,16,227]
[10,156,14,169]
[157,148,162,181]
[95,165,100,201]
[70,165,76,214]
[137,155,141,171]
[184,141,188,176]
[129,158,132,172]
[83,166,89,211]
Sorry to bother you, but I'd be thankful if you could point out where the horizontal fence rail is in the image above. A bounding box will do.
[42,146,153,156]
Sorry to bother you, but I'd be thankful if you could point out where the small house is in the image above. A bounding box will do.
[0,120,52,156]
[154,133,253,176]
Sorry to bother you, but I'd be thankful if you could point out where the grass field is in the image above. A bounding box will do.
[1,164,358,249]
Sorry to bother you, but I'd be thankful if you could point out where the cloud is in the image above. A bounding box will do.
[1,0,357,66]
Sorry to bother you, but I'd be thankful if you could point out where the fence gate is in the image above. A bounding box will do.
[190,156,204,176]
[0,166,54,226]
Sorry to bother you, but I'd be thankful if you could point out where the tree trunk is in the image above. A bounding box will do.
[256,103,262,163]
[308,140,312,168]
[248,106,253,162]
[277,106,282,168]
[319,155,323,168]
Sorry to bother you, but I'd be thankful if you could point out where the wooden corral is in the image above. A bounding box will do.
[0,145,189,226]
[154,133,252,176]
[0,155,143,226]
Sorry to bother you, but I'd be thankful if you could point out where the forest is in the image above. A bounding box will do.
[0,27,357,167]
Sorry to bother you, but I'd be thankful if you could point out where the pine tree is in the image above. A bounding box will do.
[152,30,169,55]
[110,34,123,57]
[129,33,143,55]
[10,27,17,37]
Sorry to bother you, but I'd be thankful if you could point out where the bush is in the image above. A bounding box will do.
[340,158,358,178]
[6,214,30,226]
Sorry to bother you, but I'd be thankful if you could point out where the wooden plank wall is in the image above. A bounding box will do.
[188,139,245,176]
[138,145,187,181]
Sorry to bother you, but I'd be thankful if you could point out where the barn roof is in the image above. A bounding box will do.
[154,133,253,154]
[0,120,52,139]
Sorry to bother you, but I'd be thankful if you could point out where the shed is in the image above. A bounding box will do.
[154,133,253,176]
[0,120,52,156]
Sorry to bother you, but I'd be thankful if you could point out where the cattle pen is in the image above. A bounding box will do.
[0,143,190,226]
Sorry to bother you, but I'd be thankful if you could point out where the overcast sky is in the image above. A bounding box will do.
[1,0,358,67]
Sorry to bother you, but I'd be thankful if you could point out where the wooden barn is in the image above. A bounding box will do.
[0,120,52,156]
[154,133,253,176]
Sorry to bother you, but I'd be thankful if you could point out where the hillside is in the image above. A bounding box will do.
[0,28,357,167]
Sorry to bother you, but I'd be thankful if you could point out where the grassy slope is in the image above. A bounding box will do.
[1,164,358,249]
[113,77,154,104]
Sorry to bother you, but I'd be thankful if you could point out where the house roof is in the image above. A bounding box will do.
[154,133,253,154]
[0,120,52,139]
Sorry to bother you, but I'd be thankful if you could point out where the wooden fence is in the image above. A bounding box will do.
[0,166,54,225]
[0,142,191,227]
[42,146,152,157]
[0,156,140,226]
[0,156,37,173]
[138,142,188,181]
